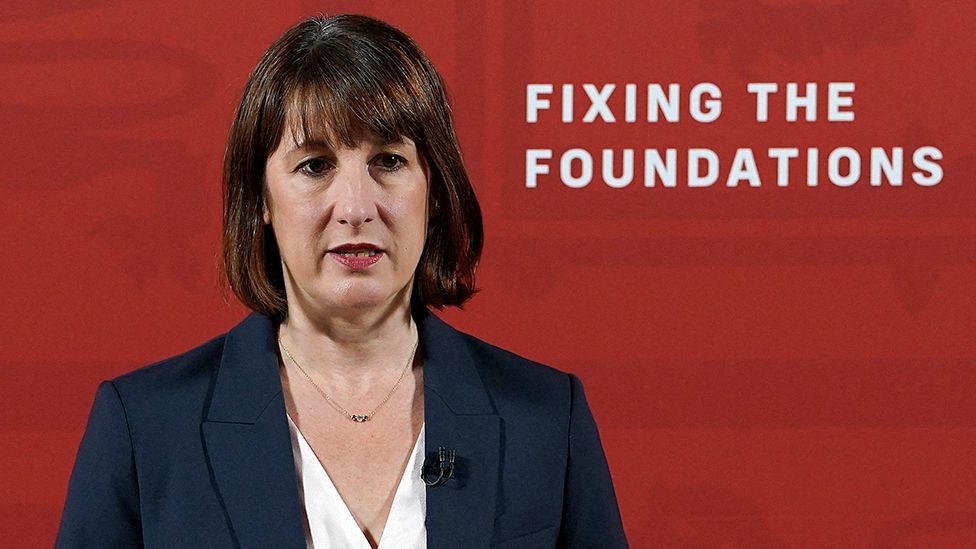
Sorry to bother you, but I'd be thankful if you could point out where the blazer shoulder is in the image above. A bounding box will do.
[107,332,227,423]
[453,328,574,412]
[112,333,226,390]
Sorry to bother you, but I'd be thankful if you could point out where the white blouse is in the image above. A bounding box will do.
[285,414,427,549]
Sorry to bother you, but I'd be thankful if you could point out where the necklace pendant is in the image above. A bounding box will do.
[350,414,370,422]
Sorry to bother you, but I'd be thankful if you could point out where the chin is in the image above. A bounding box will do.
[325,284,394,311]
[313,276,412,313]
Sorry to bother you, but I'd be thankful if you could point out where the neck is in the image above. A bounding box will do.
[277,297,421,386]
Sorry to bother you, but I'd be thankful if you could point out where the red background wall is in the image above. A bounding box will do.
[3,1,975,547]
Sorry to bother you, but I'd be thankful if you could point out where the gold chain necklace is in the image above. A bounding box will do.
[277,330,419,423]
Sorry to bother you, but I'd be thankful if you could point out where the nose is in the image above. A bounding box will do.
[333,167,377,228]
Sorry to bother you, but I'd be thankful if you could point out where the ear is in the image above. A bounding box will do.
[262,203,271,225]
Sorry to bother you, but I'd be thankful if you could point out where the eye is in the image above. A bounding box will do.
[297,158,329,177]
[373,154,407,172]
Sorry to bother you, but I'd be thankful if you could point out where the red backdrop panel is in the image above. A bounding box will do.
[2,1,974,547]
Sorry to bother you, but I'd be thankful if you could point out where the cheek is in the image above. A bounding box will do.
[270,203,324,256]
[388,181,428,220]
[387,192,428,259]
[404,190,429,238]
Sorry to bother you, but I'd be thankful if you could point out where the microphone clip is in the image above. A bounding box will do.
[421,446,456,487]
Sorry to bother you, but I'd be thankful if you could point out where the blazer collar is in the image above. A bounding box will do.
[202,309,501,548]
[205,308,495,422]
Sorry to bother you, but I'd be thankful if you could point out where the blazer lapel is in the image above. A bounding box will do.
[200,310,501,549]
[201,313,307,549]
[421,311,501,549]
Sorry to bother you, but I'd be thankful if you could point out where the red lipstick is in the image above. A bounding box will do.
[327,243,384,271]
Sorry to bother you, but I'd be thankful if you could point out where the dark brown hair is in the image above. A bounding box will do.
[221,14,482,320]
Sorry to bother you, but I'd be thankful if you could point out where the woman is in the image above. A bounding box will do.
[55,14,627,549]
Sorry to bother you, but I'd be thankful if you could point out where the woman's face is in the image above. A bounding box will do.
[263,127,429,318]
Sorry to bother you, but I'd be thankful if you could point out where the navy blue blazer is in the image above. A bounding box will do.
[55,309,628,548]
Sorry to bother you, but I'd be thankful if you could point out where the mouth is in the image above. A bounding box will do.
[328,242,383,254]
[327,243,385,270]
[330,249,381,257]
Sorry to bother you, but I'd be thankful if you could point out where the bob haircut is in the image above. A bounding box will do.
[221,14,483,321]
